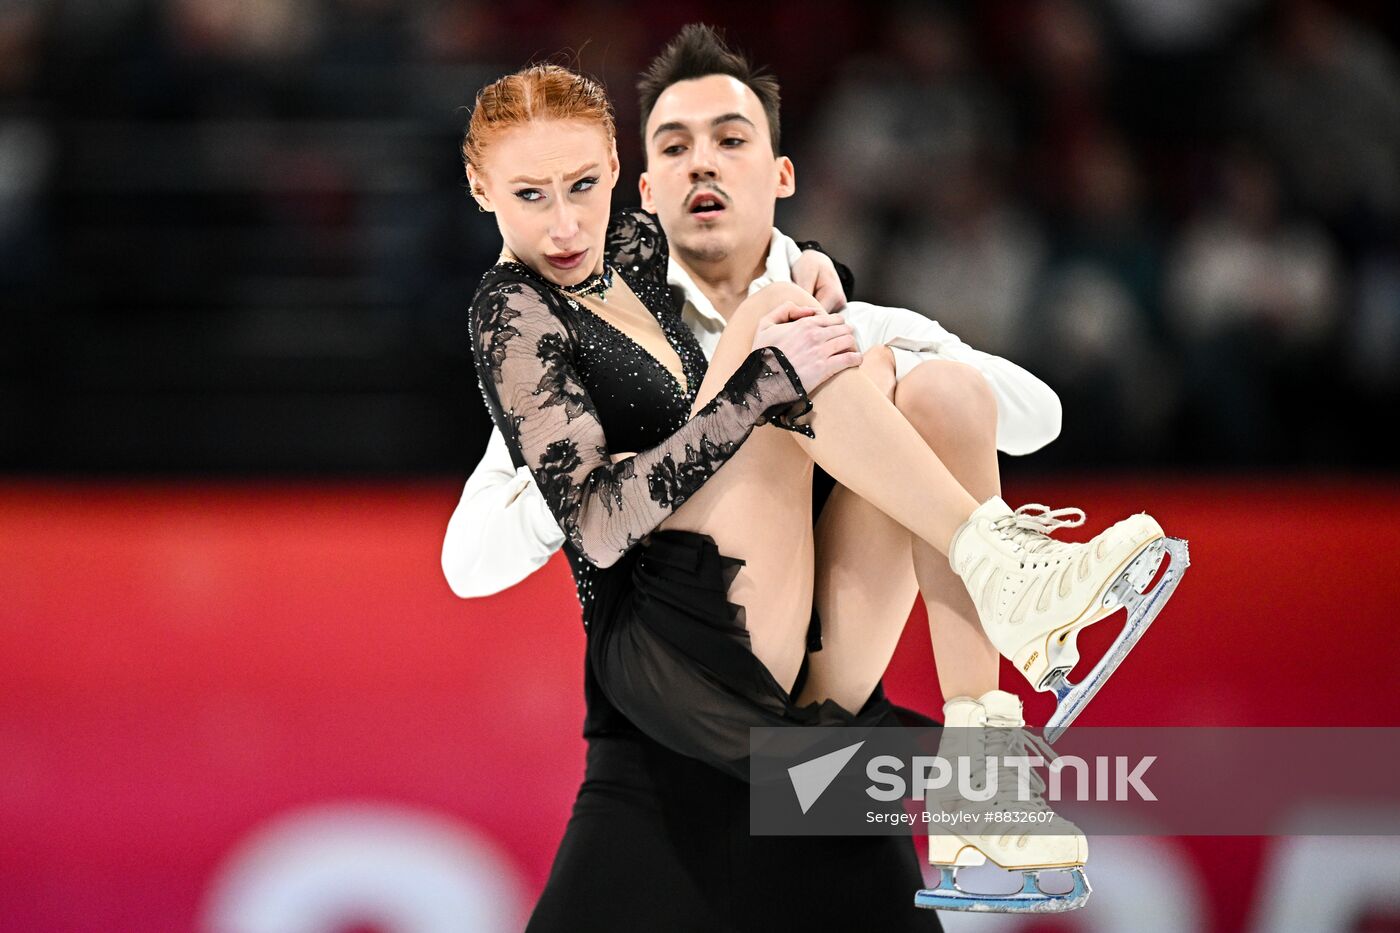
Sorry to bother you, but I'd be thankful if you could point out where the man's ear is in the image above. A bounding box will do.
[639,170,657,213]
[775,155,796,200]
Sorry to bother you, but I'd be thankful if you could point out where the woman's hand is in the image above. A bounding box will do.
[790,250,847,312]
[752,302,862,392]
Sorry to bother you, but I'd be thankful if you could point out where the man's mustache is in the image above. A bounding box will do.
[684,183,731,211]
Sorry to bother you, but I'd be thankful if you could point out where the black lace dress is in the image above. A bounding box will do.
[470,209,900,779]
[472,209,941,933]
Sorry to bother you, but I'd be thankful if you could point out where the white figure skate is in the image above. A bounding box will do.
[916,690,1090,913]
[949,497,1189,742]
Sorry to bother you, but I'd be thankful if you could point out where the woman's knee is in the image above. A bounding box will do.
[892,359,998,445]
[860,344,897,401]
[732,281,824,329]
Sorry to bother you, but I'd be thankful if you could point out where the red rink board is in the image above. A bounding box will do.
[1,477,1397,932]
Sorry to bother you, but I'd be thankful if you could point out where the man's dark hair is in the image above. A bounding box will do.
[637,24,782,157]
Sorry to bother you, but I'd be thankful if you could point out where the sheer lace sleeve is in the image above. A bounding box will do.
[472,273,813,569]
[606,208,668,287]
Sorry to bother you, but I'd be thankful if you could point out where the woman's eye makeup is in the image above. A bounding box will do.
[512,176,598,201]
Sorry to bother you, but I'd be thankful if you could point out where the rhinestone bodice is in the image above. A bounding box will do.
[469,209,814,624]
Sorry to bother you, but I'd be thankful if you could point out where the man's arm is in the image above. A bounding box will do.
[842,300,1062,456]
[771,229,1059,454]
[441,428,565,598]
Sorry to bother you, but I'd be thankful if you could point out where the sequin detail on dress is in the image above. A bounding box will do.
[470,209,815,619]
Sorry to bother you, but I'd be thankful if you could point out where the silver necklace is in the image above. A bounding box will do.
[559,264,615,300]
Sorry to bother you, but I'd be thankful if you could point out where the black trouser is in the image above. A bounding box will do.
[526,733,944,933]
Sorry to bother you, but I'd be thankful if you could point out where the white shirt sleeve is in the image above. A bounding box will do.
[841,300,1063,456]
[441,427,565,598]
[769,228,1060,455]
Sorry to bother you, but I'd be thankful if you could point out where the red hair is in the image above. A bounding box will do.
[462,63,616,177]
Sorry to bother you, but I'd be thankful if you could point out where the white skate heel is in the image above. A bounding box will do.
[915,691,1091,913]
[949,497,1190,743]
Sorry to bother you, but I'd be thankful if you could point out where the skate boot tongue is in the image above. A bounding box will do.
[949,496,1017,565]
[941,696,989,728]
[975,689,1026,727]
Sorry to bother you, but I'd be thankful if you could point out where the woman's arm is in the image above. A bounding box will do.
[471,275,814,569]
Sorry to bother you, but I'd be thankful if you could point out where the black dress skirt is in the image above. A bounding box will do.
[526,731,944,933]
[589,528,904,781]
[526,528,942,933]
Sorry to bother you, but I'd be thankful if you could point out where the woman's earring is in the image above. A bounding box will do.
[477,203,486,213]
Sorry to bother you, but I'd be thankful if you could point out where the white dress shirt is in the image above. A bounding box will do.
[442,229,1062,598]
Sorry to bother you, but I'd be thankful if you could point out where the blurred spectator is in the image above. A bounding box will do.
[1165,148,1341,461]
[413,1,507,63]
[1028,133,1173,462]
[881,157,1046,359]
[1015,0,1114,214]
[1029,263,1176,464]
[1349,243,1400,396]
[1107,0,1260,54]
[1234,0,1400,249]
[1052,132,1163,330]
[0,2,50,289]
[0,119,50,287]
[3,0,1397,472]
[799,3,1012,228]
[166,0,319,62]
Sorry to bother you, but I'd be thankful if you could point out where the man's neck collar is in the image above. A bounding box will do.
[669,229,791,326]
[673,233,774,322]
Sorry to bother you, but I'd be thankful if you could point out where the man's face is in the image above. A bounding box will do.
[640,74,794,266]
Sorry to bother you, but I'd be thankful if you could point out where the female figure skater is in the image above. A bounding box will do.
[464,63,1183,929]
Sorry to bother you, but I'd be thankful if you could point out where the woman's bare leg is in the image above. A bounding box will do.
[799,346,920,709]
[899,361,1003,700]
[797,357,1003,711]
[657,283,988,696]
[687,283,982,554]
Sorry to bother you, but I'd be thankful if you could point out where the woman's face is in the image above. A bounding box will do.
[469,119,619,287]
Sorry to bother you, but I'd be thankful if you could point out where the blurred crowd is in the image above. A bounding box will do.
[2,0,1397,472]
[785,0,1400,468]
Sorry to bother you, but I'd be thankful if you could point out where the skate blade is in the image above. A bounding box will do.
[1043,537,1190,744]
[915,865,1091,913]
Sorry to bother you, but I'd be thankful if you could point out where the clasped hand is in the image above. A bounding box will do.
[752,303,862,392]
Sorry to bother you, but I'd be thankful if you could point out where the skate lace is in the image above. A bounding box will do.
[981,722,1059,808]
[993,504,1086,556]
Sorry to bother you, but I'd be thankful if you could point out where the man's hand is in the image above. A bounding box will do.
[791,250,847,312]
